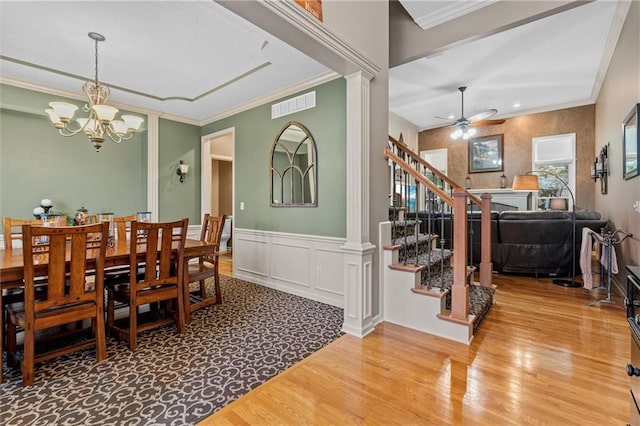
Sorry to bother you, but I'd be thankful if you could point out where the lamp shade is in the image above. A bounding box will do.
[549,197,568,210]
[512,174,540,191]
[49,102,78,121]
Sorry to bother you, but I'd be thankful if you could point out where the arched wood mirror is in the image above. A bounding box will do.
[270,122,317,207]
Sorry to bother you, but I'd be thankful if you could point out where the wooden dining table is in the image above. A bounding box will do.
[0,238,215,382]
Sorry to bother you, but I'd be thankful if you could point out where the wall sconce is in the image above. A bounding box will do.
[176,160,189,183]
[591,143,609,194]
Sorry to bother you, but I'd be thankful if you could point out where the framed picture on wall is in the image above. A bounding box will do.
[623,103,639,180]
[469,134,504,173]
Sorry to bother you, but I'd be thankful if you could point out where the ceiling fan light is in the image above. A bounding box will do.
[121,115,144,131]
[49,102,78,122]
[451,128,462,139]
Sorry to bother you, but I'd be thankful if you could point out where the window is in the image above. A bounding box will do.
[532,134,576,210]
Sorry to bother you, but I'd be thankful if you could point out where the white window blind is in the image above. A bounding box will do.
[533,133,575,163]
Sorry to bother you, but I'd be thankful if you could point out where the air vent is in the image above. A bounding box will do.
[271,91,316,119]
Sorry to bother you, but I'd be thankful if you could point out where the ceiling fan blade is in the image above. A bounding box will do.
[434,115,455,122]
[467,108,497,122]
[469,119,506,127]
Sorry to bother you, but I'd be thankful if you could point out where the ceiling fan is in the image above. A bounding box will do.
[436,86,505,140]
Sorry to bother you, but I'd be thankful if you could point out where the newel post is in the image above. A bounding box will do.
[479,193,493,287]
[451,188,469,320]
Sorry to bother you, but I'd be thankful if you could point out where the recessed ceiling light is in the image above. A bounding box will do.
[448,115,455,119]
[513,103,521,108]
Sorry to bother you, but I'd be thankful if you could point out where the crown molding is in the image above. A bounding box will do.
[201,70,340,125]
[225,0,382,80]
[256,1,381,80]
[590,0,632,103]
[2,69,342,128]
[0,75,200,126]
[411,0,498,31]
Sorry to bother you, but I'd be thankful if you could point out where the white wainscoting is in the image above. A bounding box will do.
[233,228,346,307]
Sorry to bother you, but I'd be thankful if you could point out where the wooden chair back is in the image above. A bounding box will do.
[184,214,227,322]
[107,218,188,351]
[200,214,226,262]
[9,222,109,386]
[114,214,137,241]
[3,217,40,250]
[23,222,108,321]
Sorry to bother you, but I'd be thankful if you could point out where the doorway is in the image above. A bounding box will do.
[202,128,234,256]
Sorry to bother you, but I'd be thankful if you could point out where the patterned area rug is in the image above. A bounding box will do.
[1,276,344,425]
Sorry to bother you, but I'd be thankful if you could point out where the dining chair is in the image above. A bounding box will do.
[104,214,138,283]
[5,222,109,386]
[2,217,40,250]
[114,214,137,241]
[1,217,44,356]
[185,214,226,323]
[106,218,188,351]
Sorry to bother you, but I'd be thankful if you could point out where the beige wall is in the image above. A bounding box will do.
[389,111,418,152]
[595,1,640,269]
[418,104,596,210]
[219,160,233,217]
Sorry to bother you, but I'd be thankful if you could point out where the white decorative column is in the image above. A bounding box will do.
[342,71,376,338]
[146,113,159,221]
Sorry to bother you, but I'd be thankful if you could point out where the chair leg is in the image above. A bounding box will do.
[6,319,17,367]
[129,303,137,351]
[22,326,35,387]
[214,262,222,305]
[106,290,114,337]
[176,287,185,335]
[198,279,206,298]
[183,267,192,324]
[95,311,107,361]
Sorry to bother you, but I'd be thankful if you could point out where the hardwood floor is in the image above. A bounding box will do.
[218,252,233,277]
[203,270,630,425]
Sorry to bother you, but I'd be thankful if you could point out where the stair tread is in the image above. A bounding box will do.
[403,249,453,269]
[391,233,436,245]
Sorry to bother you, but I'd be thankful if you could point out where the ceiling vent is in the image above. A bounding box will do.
[271,91,316,119]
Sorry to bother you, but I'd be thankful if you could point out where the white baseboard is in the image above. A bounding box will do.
[233,228,346,307]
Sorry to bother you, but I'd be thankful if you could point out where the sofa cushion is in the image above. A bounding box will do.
[499,211,567,221]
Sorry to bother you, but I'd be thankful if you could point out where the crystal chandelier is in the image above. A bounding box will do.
[45,32,144,151]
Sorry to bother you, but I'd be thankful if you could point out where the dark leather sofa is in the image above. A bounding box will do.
[404,210,608,276]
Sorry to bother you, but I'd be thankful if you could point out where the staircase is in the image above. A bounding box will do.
[381,137,496,344]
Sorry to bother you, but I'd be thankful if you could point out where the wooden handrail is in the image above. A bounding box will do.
[384,147,453,206]
[388,136,482,207]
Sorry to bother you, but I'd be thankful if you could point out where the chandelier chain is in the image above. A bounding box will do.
[94,38,99,85]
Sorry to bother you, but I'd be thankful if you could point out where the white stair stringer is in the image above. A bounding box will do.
[380,221,474,345]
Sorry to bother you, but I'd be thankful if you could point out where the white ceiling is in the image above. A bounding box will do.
[0,1,631,132]
[391,0,628,130]
[0,1,331,124]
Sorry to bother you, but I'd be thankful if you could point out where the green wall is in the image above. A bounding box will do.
[201,78,347,238]
[1,78,346,236]
[158,118,201,224]
[0,84,147,219]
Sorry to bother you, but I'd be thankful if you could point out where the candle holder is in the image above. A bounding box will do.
[40,199,53,214]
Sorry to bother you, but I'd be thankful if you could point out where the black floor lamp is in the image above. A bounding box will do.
[512,171,580,288]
